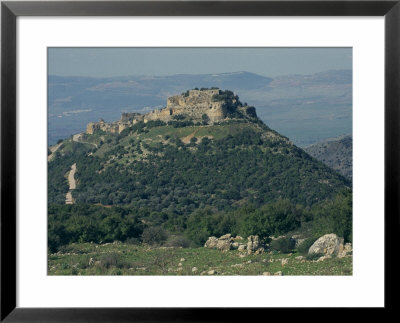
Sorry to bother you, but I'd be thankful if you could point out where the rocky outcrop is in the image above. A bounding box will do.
[204,234,232,252]
[204,236,219,249]
[308,233,344,257]
[247,235,260,254]
[204,233,251,253]
[338,242,352,258]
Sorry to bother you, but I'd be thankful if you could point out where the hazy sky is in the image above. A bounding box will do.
[48,47,352,78]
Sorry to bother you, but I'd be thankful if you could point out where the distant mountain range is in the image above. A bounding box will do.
[48,70,352,146]
[304,134,352,181]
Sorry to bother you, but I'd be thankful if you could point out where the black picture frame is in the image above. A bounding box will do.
[1,0,399,321]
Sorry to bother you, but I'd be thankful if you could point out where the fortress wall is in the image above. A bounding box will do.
[86,89,228,135]
[189,89,219,96]
[120,112,143,123]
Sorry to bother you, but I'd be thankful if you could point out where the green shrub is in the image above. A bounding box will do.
[269,237,295,253]
[311,190,352,243]
[141,226,168,246]
[201,114,210,125]
[164,235,190,248]
[172,114,185,121]
[236,200,302,240]
[125,237,140,245]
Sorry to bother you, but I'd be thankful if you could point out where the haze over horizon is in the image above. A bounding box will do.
[48,48,352,78]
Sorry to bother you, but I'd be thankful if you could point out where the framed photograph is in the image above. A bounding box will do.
[1,0,399,321]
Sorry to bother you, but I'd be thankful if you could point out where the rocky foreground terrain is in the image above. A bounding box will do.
[48,233,352,276]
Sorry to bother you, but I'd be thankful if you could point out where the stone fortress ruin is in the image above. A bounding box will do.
[86,88,255,135]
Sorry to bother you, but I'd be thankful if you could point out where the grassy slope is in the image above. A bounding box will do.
[48,242,352,276]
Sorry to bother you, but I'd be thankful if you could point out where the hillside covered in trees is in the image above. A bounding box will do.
[48,89,352,254]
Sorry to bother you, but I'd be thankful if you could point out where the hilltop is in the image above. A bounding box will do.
[85,88,258,134]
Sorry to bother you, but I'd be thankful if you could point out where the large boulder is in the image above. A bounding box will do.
[308,233,344,257]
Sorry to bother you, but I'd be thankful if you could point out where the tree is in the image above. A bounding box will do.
[141,226,168,245]
[311,189,352,242]
[201,114,210,125]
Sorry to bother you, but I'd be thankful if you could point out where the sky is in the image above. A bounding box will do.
[48,48,352,78]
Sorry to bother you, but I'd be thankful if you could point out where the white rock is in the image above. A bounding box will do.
[233,235,244,241]
[219,234,232,240]
[316,255,332,262]
[247,235,260,254]
[338,242,353,258]
[254,248,264,255]
[216,239,231,252]
[308,233,344,257]
[204,235,232,251]
[204,237,218,248]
